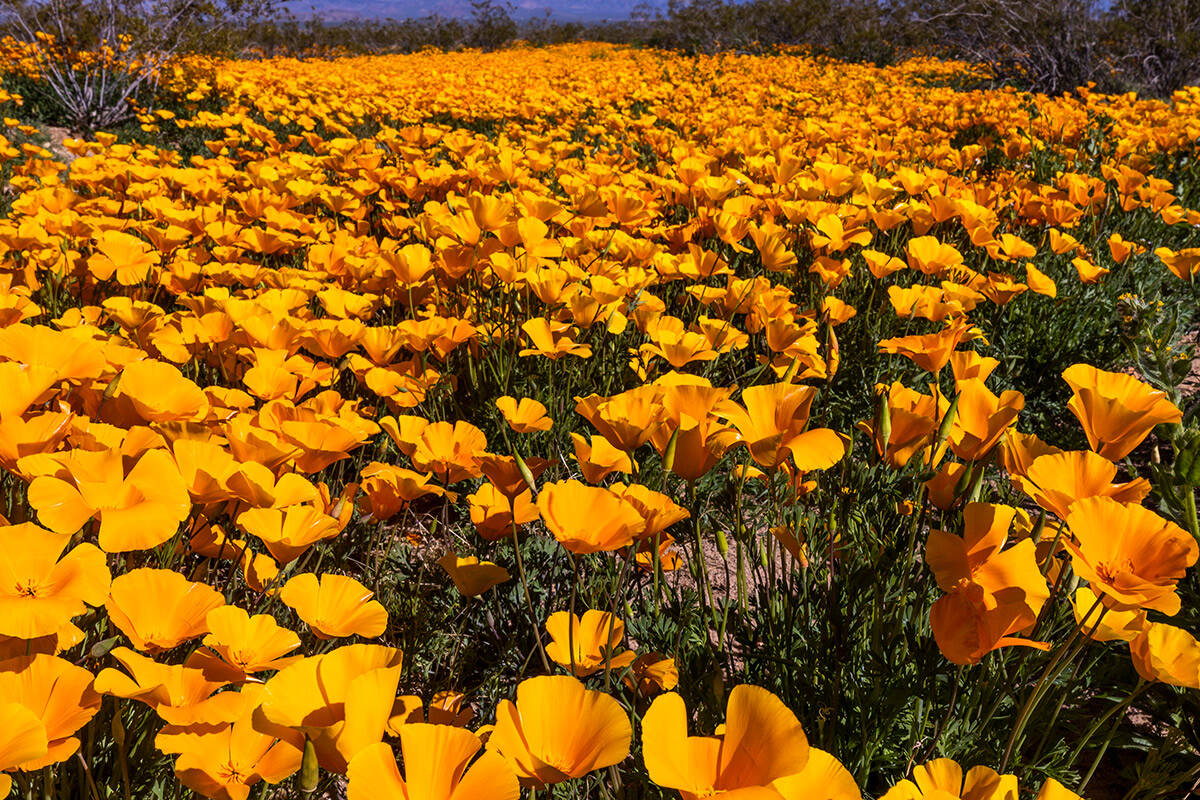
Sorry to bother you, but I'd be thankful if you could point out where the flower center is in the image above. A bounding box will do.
[1095,558,1134,585]
[217,763,244,783]
[14,580,42,598]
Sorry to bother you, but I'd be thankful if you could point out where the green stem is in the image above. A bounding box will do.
[1066,681,1149,769]
[511,518,551,673]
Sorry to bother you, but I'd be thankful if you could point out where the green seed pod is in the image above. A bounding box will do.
[299,737,319,794]
[716,528,729,557]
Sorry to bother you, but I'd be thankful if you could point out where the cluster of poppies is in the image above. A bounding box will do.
[0,40,1198,798]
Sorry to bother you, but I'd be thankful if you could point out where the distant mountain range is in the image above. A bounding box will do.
[280,0,665,22]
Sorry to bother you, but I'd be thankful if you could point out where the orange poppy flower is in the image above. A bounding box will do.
[1129,622,1200,689]
[225,460,319,510]
[921,460,969,510]
[347,726,519,800]
[1072,256,1109,283]
[907,236,963,275]
[279,573,388,639]
[113,359,210,423]
[949,351,999,383]
[0,521,110,639]
[926,504,1049,665]
[202,606,302,675]
[302,318,366,359]
[642,684,809,797]
[88,230,160,285]
[240,348,328,402]
[172,439,242,505]
[996,430,1063,479]
[378,243,434,285]
[386,691,473,731]
[947,379,1023,462]
[1013,450,1151,520]
[863,249,906,278]
[609,483,690,540]
[544,610,636,677]
[496,396,553,433]
[93,647,238,724]
[518,318,592,359]
[411,421,487,484]
[1061,364,1182,460]
[1065,497,1198,614]
[164,683,304,800]
[1155,246,1200,281]
[860,382,946,468]
[0,324,105,390]
[0,653,101,769]
[878,319,970,373]
[0,410,73,474]
[880,759,1017,800]
[1035,779,1084,800]
[575,385,666,453]
[477,454,550,500]
[486,675,631,788]
[1024,264,1057,297]
[437,552,511,596]
[358,463,445,521]
[106,568,225,652]
[259,399,377,474]
[1072,586,1146,643]
[715,383,845,471]
[624,652,679,698]
[23,446,191,553]
[223,413,303,472]
[255,644,403,772]
[640,316,719,369]
[537,480,644,554]
[648,378,735,481]
[236,504,340,564]
[888,285,964,322]
[0,703,46,795]
[772,749,862,800]
[570,433,634,484]
[467,483,539,541]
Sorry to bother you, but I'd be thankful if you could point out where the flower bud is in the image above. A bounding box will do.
[299,736,319,793]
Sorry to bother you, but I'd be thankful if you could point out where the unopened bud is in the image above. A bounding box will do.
[663,427,680,473]
[781,356,801,384]
[875,395,892,458]
[826,325,839,380]
[514,452,538,497]
[935,392,960,447]
[299,736,319,793]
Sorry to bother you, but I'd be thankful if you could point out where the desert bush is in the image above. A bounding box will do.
[0,0,268,131]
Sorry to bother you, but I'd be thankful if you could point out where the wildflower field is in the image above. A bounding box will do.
[1,41,1200,800]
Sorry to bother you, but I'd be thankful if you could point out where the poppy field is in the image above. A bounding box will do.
[1,41,1200,799]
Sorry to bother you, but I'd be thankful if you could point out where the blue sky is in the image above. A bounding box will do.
[283,0,666,22]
